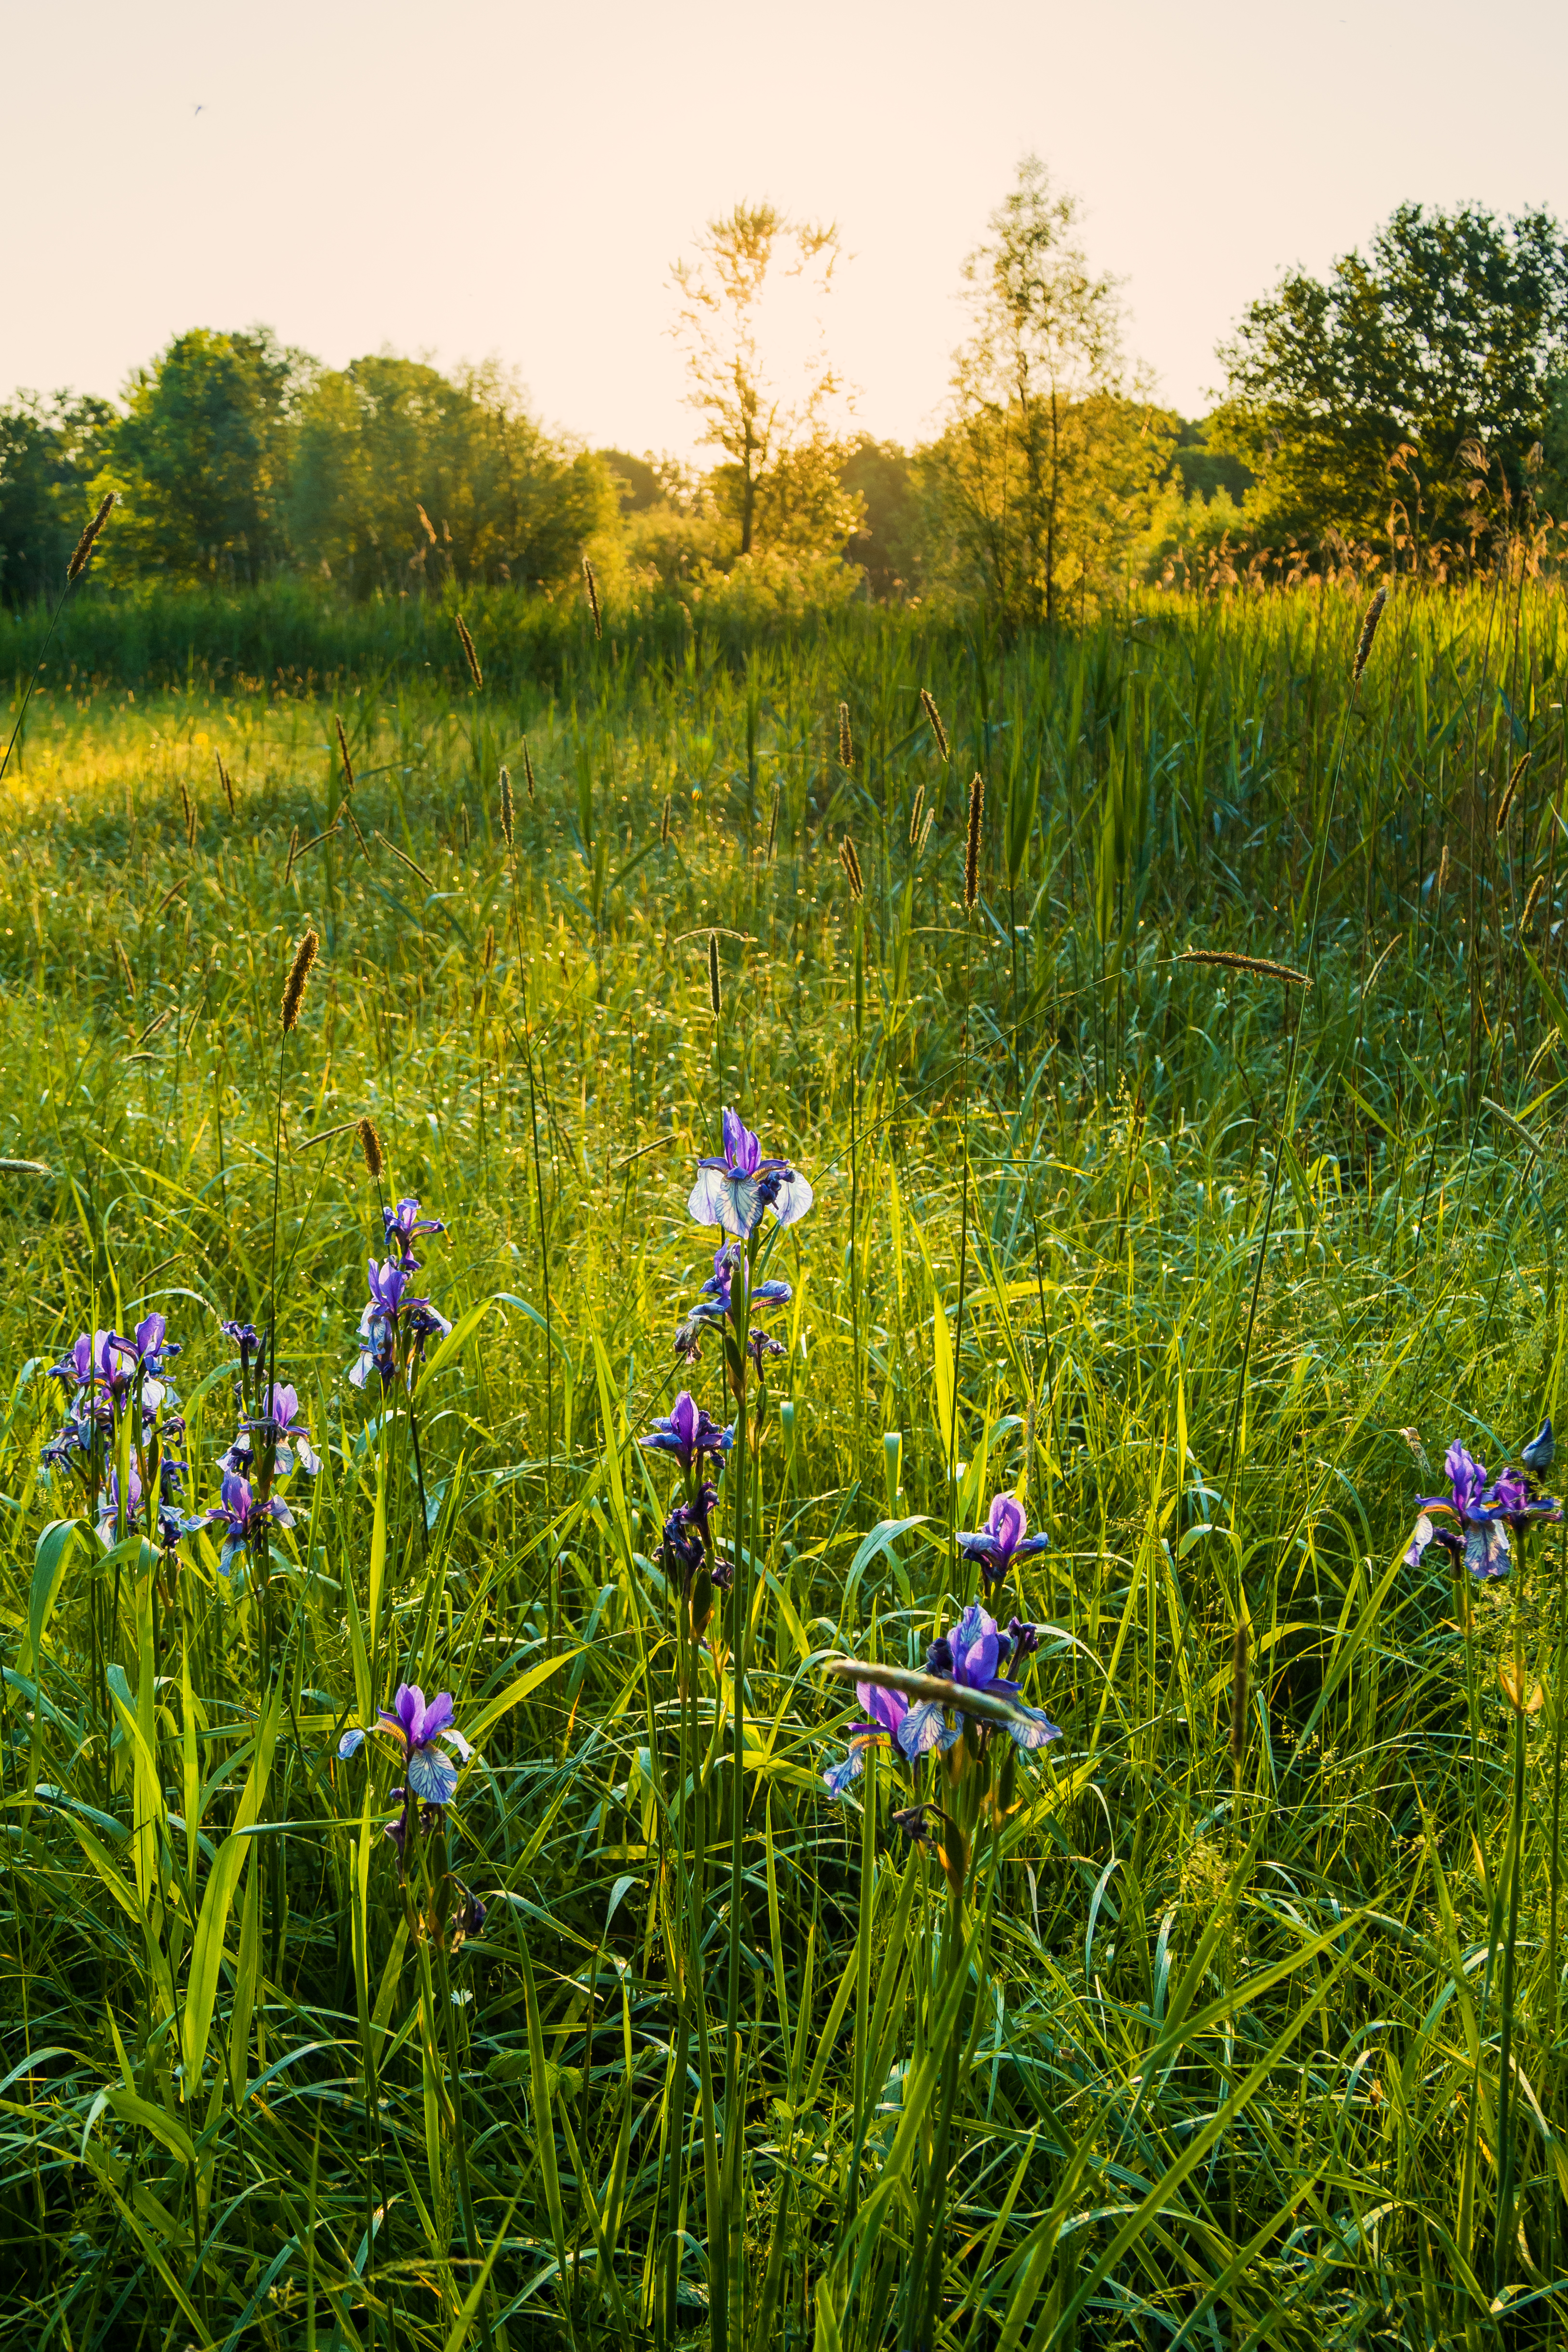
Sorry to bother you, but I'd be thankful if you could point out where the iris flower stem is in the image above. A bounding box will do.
[719,1249,754,2352]
[1494,1588,1529,2295]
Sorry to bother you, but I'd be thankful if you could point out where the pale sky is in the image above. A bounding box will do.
[6,0,1568,457]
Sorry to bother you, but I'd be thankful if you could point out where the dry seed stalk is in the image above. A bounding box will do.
[358,1116,385,1181]
[1177,947,1314,989]
[766,783,780,863]
[919,687,949,761]
[522,739,536,800]
[216,751,236,816]
[582,556,602,640]
[454,613,483,691]
[1495,751,1530,834]
[1436,843,1449,897]
[964,773,984,908]
[374,829,436,890]
[284,824,300,881]
[180,781,196,850]
[482,923,496,970]
[660,794,672,847]
[416,502,437,545]
[114,937,136,1000]
[837,702,853,768]
[499,766,515,849]
[280,928,319,1033]
[342,797,369,857]
[909,782,925,846]
[67,492,115,583]
[918,809,935,855]
[1353,584,1388,686]
[1522,873,1546,933]
[335,715,354,792]
[839,834,865,901]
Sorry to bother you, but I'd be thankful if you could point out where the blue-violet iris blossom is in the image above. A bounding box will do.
[338,1682,471,1806]
[899,1603,1061,1755]
[640,1389,733,1476]
[957,1490,1050,1588]
[689,1108,813,1240]
[1406,1433,1560,1579]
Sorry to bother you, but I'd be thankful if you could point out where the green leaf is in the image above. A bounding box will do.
[21,1517,90,1677]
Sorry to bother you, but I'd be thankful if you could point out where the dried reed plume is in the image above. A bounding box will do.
[416,503,437,545]
[180,781,196,850]
[707,930,721,1018]
[113,937,136,1000]
[335,715,354,792]
[1495,750,1530,834]
[964,772,984,908]
[482,923,496,970]
[357,1115,385,1181]
[284,823,301,881]
[1352,585,1388,687]
[280,928,319,1033]
[1229,1616,1249,1766]
[66,491,115,583]
[660,794,672,846]
[1522,873,1547,934]
[521,738,536,800]
[919,688,949,761]
[909,782,925,847]
[837,702,853,768]
[454,612,483,691]
[500,766,515,849]
[839,833,865,901]
[1176,947,1314,989]
[766,783,780,863]
[582,556,602,640]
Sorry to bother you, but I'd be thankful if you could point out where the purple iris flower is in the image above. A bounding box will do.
[1407,1434,1560,1580]
[689,1107,813,1239]
[97,1465,143,1542]
[224,1382,320,1480]
[204,1470,294,1579]
[115,1314,180,1377]
[662,1483,721,1590]
[384,1197,447,1269]
[956,1491,1051,1588]
[350,1257,452,1390]
[898,1603,1061,1756]
[640,1390,733,1476]
[337,1681,471,1806]
[690,1244,793,1328]
[823,1682,914,1796]
[221,1320,262,1381]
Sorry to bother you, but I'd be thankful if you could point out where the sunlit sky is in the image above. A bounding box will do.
[7,0,1568,457]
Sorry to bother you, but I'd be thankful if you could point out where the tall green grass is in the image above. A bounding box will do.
[2,576,1568,2347]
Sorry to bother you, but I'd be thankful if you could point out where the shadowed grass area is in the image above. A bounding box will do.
[2,581,1568,2347]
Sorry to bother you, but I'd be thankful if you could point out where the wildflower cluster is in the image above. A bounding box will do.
[201,1318,320,1579]
[44,1313,186,1546]
[1406,1419,1559,1580]
[349,1196,452,1391]
[822,1595,1059,1797]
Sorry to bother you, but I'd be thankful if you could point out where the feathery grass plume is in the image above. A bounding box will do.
[334,715,354,793]
[113,937,136,1000]
[839,833,865,901]
[1352,584,1388,687]
[416,502,437,545]
[216,750,236,817]
[918,808,935,855]
[499,766,515,849]
[454,612,483,691]
[837,702,853,768]
[964,771,984,907]
[482,923,496,970]
[66,491,115,583]
[766,782,780,863]
[1522,873,1547,934]
[1229,1615,1249,1766]
[909,781,925,847]
[661,794,672,846]
[180,781,196,850]
[919,687,949,762]
[357,1116,385,1181]
[280,927,319,1034]
[1495,750,1530,834]
[342,797,370,857]
[582,556,602,640]
[284,823,300,881]
[1176,947,1314,989]
[521,738,536,801]
[707,930,721,1019]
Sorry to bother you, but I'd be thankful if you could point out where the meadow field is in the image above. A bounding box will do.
[3,576,1568,2350]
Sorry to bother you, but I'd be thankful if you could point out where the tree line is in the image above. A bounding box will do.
[5,166,1567,621]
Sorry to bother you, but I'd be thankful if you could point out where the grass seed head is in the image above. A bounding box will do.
[1495,750,1529,834]
[909,781,925,846]
[114,937,136,1000]
[1522,873,1546,934]
[661,793,671,846]
[454,612,483,691]
[919,687,949,761]
[522,738,536,800]
[482,923,496,970]
[918,808,935,855]
[357,1115,385,1181]
[837,702,853,769]
[499,765,515,849]
[839,833,865,901]
[1230,1616,1249,1765]
[707,930,721,1019]
[1353,584,1388,686]
[180,781,196,850]
[285,823,300,881]
[280,927,319,1033]
[343,797,369,857]
[335,715,354,791]
[964,772,984,907]
[416,502,437,545]
[766,782,780,864]
[583,556,602,640]
[1436,843,1449,897]
[66,491,115,583]
[216,750,236,816]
